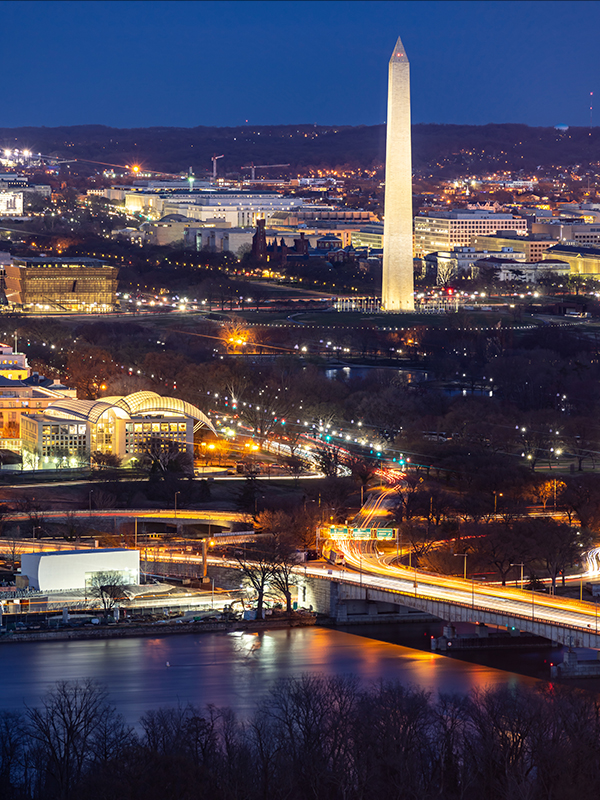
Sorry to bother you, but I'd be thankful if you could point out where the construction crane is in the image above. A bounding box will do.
[211,154,224,181]
[241,163,290,181]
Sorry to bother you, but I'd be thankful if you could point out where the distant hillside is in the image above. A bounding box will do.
[1,123,597,177]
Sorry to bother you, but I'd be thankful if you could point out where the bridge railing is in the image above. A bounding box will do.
[302,567,600,637]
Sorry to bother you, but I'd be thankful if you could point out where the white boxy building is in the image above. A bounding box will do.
[21,548,140,592]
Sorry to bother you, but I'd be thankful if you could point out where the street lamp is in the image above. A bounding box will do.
[174,491,180,518]
[493,491,503,514]
[89,489,94,514]
[359,545,363,589]
[454,552,468,580]
[511,562,525,590]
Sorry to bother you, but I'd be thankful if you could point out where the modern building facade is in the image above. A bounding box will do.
[4,257,119,313]
[381,35,414,311]
[20,390,216,469]
[21,548,140,592]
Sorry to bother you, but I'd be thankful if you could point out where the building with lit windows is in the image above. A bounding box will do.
[20,391,216,469]
[4,257,118,313]
[122,190,307,227]
[0,359,76,457]
[0,342,31,381]
[414,210,528,256]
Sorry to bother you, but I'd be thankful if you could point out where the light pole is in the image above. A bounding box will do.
[454,552,468,580]
[359,545,363,589]
[511,562,525,590]
[396,527,400,565]
[174,491,180,518]
[89,489,94,515]
[493,491,503,515]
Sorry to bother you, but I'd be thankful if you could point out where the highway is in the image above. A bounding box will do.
[155,535,600,642]
[5,502,600,642]
[330,539,600,639]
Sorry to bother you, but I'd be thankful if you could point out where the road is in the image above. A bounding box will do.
[330,539,600,638]
[156,541,600,641]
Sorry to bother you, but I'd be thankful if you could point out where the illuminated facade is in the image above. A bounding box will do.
[542,244,600,276]
[4,257,118,313]
[0,343,30,380]
[0,191,23,216]
[414,211,528,256]
[20,391,216,469]
[0,373,75,455]
[381,36,414,311]
[470,233,556,262]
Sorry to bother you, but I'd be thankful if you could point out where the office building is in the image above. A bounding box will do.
[414,210,528,256]
[122,190,307,227]
[470,232,556,263]
[0,365,75,455]
[531,221,600,247]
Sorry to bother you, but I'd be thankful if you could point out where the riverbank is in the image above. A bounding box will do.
[0,612,316,644]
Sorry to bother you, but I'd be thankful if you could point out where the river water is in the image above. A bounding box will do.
[0,624,559,724]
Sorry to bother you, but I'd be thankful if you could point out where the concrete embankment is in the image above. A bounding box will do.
[0,614,316,644]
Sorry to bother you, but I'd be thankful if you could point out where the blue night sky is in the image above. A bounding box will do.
[2,0,599,129]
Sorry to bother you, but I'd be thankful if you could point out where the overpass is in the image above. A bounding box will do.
[158,547,600,650]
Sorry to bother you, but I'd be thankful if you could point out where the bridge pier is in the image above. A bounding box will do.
[299,577,438,624]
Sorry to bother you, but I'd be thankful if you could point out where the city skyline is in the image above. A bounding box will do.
[1,0,599,129]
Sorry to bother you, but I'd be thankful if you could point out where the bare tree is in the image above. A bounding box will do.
[87,571,127,619]
[26,679,131,800]
[235,545,275,619]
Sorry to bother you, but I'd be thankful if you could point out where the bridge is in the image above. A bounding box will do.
[5,505,600,649]
[162,547,600,650]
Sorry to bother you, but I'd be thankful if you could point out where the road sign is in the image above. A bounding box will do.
[376,528,395,540]
[329,526,349,539]
[352,528,372,539]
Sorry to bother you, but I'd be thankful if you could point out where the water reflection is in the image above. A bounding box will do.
[0,628,544,724]
[323,366,429,383]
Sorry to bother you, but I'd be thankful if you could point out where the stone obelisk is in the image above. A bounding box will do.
[381,36,414,311]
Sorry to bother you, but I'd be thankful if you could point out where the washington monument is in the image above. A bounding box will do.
[381,36,414,311]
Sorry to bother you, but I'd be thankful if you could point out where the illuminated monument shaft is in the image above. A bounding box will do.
[382,36,414,311]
